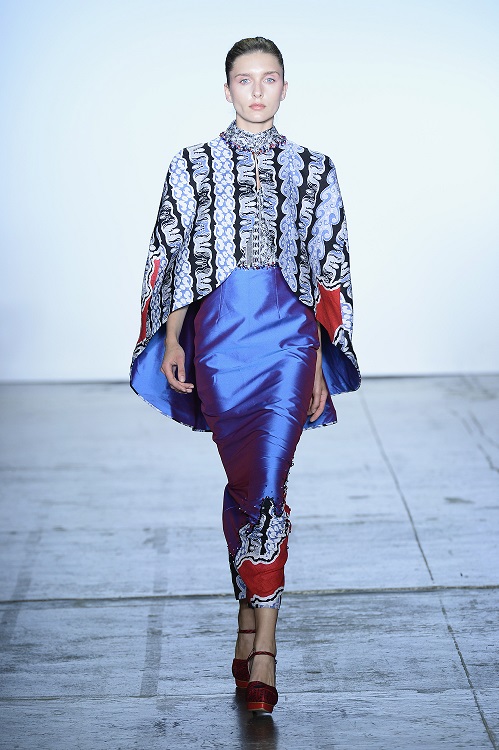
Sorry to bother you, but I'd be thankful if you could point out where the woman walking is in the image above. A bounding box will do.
[130,36,360,714]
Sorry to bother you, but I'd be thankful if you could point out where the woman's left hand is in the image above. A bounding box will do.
[308,347,328,423]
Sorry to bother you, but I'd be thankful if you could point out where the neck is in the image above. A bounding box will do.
[235,114,275,133]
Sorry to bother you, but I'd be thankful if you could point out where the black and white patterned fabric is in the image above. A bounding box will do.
[132,121,360,395]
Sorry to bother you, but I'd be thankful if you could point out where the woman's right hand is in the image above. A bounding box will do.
[160,341,194,394]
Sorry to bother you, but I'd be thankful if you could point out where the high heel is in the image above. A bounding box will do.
[231,629,255,689]
[246,650,278,714]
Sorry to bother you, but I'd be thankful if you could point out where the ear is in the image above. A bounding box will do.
[280,81,288,101]
[224,82,233,103]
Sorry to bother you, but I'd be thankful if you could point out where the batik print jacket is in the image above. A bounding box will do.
[130,123,361,431]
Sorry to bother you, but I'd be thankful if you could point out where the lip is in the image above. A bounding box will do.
[250,103,265,110]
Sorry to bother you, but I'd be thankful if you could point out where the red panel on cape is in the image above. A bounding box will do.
[138,259,160,344]
[315,285,342,343]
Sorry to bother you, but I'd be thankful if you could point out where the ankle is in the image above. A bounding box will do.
[237,605,255,633]
[248,651,277,688]
[234,629,255,660]
[253,640,276,656]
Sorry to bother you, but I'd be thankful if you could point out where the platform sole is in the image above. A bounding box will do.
[247,702,275,713]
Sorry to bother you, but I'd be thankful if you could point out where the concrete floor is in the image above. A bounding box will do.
[0,376,498,750]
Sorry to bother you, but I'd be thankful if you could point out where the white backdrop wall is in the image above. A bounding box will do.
[1,0,498,381]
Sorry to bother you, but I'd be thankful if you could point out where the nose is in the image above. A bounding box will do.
[253,84,262,98]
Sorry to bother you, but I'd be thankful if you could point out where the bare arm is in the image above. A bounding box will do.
[160,305,194,394]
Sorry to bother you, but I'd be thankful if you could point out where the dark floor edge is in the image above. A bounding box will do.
[1,583,497,609]
[0,372,498,386]
[0,685,496,704]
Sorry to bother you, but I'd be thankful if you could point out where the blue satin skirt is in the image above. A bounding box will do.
[193,266,336,608]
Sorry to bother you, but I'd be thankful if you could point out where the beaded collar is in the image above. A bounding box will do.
[220,120,287,155]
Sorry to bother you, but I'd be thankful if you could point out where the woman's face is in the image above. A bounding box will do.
[224,51,287,133]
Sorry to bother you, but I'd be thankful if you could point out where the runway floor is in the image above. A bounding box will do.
[1,376,498,749]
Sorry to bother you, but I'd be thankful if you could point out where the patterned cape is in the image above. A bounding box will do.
[130,130,361,430]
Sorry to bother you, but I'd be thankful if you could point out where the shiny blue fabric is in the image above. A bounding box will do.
[194,266,336,435]
[130,266,337,607]
[193,266,336,607]
[130,301,209,431]
[130,269,338,432]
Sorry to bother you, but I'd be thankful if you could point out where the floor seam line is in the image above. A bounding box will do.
[139,528,168,700]
[439,595,498,749]
[1,584,498,607]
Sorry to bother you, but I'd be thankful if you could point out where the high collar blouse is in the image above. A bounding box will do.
[220,121,285,269]
[132,121,360,397]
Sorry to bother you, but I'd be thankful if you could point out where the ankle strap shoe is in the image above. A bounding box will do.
[231,629,256,689]
[246,651,278,714]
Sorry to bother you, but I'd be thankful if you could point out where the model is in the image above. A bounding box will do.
[130,36,360,714]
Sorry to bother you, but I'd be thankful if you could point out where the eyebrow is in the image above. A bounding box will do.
[234,70,281,77]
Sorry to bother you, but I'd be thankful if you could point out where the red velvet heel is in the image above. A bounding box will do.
[231,629,255,689]
[246,650,278,714]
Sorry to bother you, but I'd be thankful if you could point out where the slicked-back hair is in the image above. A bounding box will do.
[225,37,285,85]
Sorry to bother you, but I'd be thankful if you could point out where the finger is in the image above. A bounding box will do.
[170,383,195,393]
[177,360,186,384]
[161,360,177,386]
[168,377,195,393]
[168,370,194,393]
[310,385,321,415]
[160,360,172,379]
[310,389,328,422]
[161,360,193,393]
[307,394,314,415]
